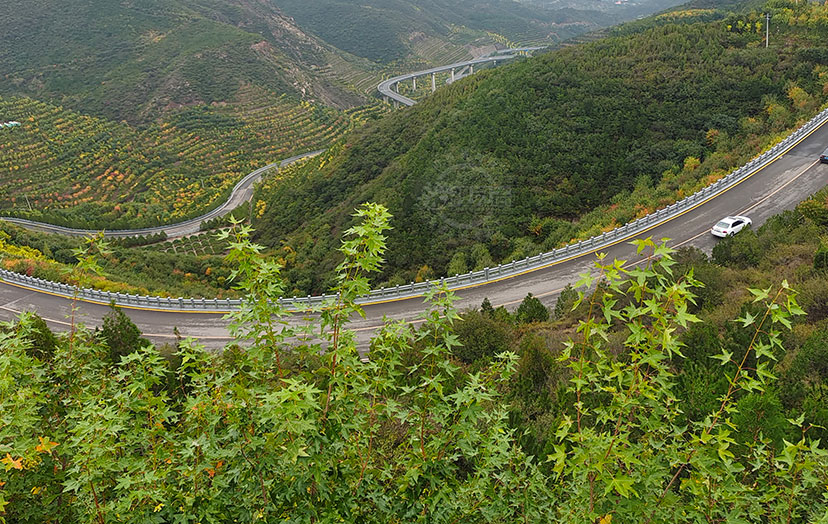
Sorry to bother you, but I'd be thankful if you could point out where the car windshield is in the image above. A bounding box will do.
[715,221,730,229]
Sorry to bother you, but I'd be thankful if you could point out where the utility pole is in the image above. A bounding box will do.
[765,12,770,48]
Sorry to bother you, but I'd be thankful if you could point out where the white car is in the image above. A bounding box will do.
[711,215,752,238]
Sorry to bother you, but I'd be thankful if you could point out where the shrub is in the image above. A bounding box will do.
[553,284,578,319]
[99,303,150,364]
[712,227,760,268]
[14,312,58,361]
[814,241,828,271]
[515,293,549,324]
[453,309,510,364]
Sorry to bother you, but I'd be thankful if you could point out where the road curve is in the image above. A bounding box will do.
[3,116,828,349]
[378,53,524,106]
[0,150,324,239]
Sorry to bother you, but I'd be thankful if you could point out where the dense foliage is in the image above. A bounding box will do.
[472,187,828,475]
[254,1,828,294]
[0,222,237,298]
[2,203,827,522]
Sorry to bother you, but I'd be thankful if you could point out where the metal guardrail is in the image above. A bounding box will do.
[2,108,828,312]
[378,53,524,106]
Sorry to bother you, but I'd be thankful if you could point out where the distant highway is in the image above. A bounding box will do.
[378,48,543,107]
[0,150,324,239]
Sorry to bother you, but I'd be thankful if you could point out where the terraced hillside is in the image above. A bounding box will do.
[0,94,386,228]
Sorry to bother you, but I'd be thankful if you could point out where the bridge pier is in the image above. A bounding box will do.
[470,64,474,74]
[451,68,455,82]
[431,73,436,92]
[412,76,417,90]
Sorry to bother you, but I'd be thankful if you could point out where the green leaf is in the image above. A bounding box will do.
[711,350,733,366]
[737,311,756,327]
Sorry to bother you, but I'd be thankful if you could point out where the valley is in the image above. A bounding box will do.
[3,0,828,521]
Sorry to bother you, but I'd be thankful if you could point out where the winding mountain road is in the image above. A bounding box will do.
[3,117,828,349]
[0,150,324,239]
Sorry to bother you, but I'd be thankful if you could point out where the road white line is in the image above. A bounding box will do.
[666,158,820,251]
[738,160,819,215]
[1,290,39,310]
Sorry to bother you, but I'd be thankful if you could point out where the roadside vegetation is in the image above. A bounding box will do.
[0,222,237,298]
[2,202,828,522]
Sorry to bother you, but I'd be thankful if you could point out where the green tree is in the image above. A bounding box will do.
[712,227,760,268]
[446,251,468,276]
[453,309,510,363]
[548,238,826,522]
[99,303,149,364]
[516,293,550,324]
[814,241,828,271]
[553,284,578,319]
[14,312,58,362]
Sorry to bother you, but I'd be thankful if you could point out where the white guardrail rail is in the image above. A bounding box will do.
[2,107,828,313]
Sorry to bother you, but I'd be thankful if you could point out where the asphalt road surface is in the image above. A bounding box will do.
[2,120,828,350]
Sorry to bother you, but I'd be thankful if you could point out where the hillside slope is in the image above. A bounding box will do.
[0,0,688,229]
[0,0,369,123]
[0,0,668,123]
[253,1,828,294]
[275,0,617,64]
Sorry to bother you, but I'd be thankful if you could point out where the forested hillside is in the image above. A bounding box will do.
[0,0,665,124]
[254,0,828,294]
[0,0,679,231]
[275,0,616,64]
[0,0,371,122]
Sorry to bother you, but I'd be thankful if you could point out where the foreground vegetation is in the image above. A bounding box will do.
[2,202,828,522]
[253,0,828,294]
